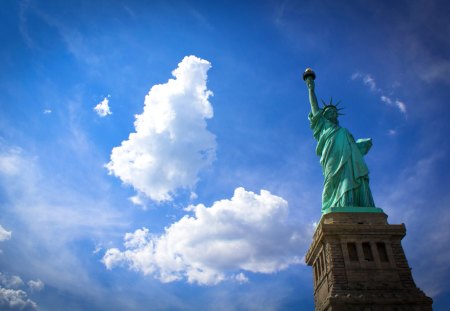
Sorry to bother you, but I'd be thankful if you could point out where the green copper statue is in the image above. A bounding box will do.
[303,68,376,213]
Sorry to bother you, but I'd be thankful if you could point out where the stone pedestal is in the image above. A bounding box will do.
[305,212,433,311]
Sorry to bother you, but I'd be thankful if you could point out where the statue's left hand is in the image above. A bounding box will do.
[356,138,373,155]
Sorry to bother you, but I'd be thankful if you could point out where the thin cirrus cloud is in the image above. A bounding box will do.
[106,55,217,202]
[103,187,304,285]
[0,142,126,302]
[351,72,407,115]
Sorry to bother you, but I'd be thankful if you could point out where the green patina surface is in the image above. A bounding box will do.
[322,206,384,215]
[303,68,378,214]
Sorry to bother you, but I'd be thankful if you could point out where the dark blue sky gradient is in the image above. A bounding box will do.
[0,0,449,310]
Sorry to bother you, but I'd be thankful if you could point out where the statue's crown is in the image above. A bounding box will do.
[322,97,344,115]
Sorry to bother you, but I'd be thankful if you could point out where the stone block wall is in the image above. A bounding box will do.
[305,212,433,311]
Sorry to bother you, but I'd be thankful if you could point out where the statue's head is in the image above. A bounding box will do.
[323,106,338,123]
[322,98,343,124]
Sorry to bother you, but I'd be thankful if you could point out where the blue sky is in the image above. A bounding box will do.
[0,0,449,310]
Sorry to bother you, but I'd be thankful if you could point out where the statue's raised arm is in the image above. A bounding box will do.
[303,68,319,115]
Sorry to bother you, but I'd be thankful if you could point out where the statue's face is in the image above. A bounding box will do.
[324,107,338,123]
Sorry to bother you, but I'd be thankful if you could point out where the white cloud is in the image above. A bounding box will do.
[106,55,216,202]
[380,95,392,105]
[0,147,24,176]
[94,97,112,117]
[381,96,407,114]
[189,192,198,201]
[395,100,406,114]
[353,72,407,115]
[0,274,24,289]
[352,72,378,91]
[27,280,44,292]
[103,187,304,285]
[388,129,397,136]
[363,75,377,91]
[43,109,52,114]
[129,194,144,206]
[233,272,249,284]
[0,225,11,242]
[0,288,38,311]
[0,273,38,310]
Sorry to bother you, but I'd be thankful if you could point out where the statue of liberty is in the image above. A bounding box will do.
[303,68,375,213]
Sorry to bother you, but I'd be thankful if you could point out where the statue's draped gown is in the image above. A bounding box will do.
[309,110,375,211]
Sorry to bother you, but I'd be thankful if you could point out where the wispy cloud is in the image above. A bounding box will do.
[103,187,305,285]
[377,151,450,297]
[0,225,11,242]
[106,56,217,202]
[419,60,450,85]
[18,0,34,49]
[352,72,407,115]
[352,73,377,91]
[0,144,126,242]
[21,4,100,65]
[0,142,128,302]
[380,96,406,114]
[273,0,289,27]
[388,129,397,136]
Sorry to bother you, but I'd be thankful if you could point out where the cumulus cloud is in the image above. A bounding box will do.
[352,72,407,115]
[94,97,112,117]
[106,55,216,202]
[0,273,40,310]
[0,225,11,242]
[0,288,37,311]
[103,187,304,285]
[0,274,24,289]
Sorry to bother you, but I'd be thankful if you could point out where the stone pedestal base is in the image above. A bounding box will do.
[305,212,433,311]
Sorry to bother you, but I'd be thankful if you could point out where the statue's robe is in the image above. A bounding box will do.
[309,110,375,212]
